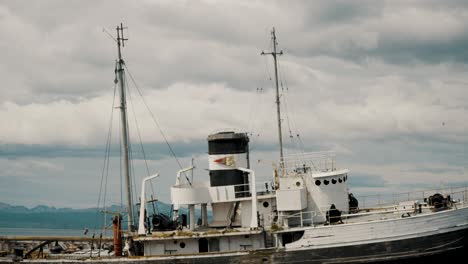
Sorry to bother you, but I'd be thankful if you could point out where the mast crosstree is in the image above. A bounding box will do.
[115,23,134,232]
[261,27,284,175]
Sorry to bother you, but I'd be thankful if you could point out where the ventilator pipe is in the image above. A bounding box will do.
[238,167,258,228]
[138,173,159,235]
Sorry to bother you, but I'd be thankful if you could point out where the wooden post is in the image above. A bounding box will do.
[113,215,122,256]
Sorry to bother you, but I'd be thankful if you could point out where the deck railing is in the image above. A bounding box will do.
[281,211,316,227]
[268,192,468,230]
[232,181,276,198]
[281,152,337,175]
[356,186,468,209]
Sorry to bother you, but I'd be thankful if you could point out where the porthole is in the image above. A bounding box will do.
[338,178,342,183]
[324,180,329,185]
[173,240,177,244]
[180,242,186,248]
[343,176,347,182]
[315,180,321,186]
[244,235,250,238]
[296,181,301,187]
[263,201,269,208]
[332,179,337,184]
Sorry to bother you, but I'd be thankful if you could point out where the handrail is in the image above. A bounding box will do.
[356,186,468,208]
[231,181,275,198]
[281,202,466,228]
[281,211,316,227]
[280,151,337,174]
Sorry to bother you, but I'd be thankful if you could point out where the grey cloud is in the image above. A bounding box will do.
[371,33,468,65]
[287,1,468,65]
[339,137,467,168]
[0,0,467,207]
[2,0,468,106]
[347,173,387,188]
[0,141,207,160]
[402,167,465,175]
[306,0,384,25]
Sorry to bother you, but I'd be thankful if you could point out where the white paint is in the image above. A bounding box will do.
[201,203,208,226]
[189,204,195,231]
[306,171,349,216]
[210,202,234,227]
[286,205,468,250]
[142,233,265,256]
[238,167,258,228]
[175,166,195,188]
[312,169,349,178]
[171,181,256,205]
[209,185,237,202]
[138,173,159,236]
[256,197,276,227]
[276,188,307,211]
[171,182,211,205]
[138,206,468,259]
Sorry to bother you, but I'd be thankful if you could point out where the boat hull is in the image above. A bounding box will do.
[10,225,467,263]
[269,226,467,264]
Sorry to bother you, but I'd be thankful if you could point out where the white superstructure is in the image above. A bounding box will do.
[132,28,468,261]
[135,132,468,259]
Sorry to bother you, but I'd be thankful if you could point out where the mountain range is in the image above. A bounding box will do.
[0,202,177,230]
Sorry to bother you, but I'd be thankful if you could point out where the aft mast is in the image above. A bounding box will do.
[115,23,135,232]
[261,27,284,175]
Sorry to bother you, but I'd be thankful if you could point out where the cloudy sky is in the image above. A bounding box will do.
[0,0,467,209]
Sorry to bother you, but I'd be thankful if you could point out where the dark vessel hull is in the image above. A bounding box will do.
[9,226,466,263]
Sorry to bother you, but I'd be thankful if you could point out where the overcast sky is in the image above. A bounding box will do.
[0,0,467,209]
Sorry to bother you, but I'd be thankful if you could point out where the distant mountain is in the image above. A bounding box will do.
[0,202,29,213]
[0,202,179,230]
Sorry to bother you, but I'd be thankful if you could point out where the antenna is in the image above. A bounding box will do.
[102,27,117,43]
[116,23,128,47]
[261,27,285,176]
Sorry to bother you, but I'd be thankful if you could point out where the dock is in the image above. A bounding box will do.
[0,235,113,260]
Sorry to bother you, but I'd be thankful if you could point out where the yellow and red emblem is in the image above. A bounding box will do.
[214,156,236,167]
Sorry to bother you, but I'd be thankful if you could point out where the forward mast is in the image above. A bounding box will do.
[261,27,284,175]
[115,23,134,232]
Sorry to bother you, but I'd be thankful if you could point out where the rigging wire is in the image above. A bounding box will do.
[246,32,273,148]
[124,72,160,214]
[277,56,305,154]
[123,63,192,186]
[277,60,299,153]
[126,120,137,226]
[128,139,139,226]
[279,65,303,151]
[93,81,118,236]
[262,56,275,88]
[248,38,280,152]
[246,86,264,146]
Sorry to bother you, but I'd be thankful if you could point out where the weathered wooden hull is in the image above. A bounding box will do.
[7,225,466,263]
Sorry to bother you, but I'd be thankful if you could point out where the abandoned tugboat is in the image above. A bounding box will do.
[128,27,468,264]
[6,25,467,264]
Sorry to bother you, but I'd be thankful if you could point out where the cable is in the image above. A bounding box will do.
[123,63,192,185]
[124,71,158,213]
[93,81,117,235]
[277,56,305,154]
[125,75,152,177]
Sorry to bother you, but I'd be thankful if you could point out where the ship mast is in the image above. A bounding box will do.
[115,23,134,231]
[261,27,284,175]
